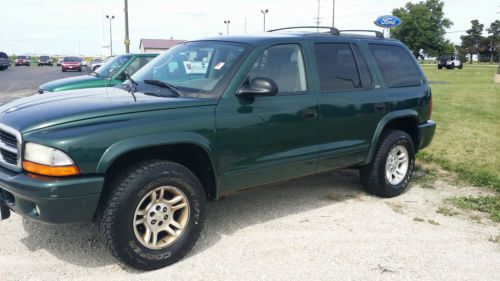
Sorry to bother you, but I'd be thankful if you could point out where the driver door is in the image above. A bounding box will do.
[215,43,319,194]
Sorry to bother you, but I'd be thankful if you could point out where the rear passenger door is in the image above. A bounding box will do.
[313,42,387,172]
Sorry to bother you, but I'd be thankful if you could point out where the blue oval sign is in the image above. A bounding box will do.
[374,15,401,28]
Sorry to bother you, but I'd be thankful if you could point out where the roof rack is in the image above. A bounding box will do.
[338,30,384,39]
[267,26,340,35]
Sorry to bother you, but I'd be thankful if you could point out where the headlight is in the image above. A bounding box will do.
[23,143,80,176]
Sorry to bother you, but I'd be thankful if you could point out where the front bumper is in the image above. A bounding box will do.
[417,120,436,150]
[0,166,104,224]
[0,62,10,67]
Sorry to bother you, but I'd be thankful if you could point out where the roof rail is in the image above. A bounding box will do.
[338,30,384,39]
[267,26,340,35]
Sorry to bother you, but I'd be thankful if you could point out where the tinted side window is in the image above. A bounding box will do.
[351,45,372,89]
[368,44,422,88]
[248,44,307,94]
[314,43,361,92]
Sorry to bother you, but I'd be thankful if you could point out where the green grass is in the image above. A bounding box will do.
[420,65,500,191]
[449,196,500,222]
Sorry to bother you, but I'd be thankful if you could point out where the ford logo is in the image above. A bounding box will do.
[374,15,401,28]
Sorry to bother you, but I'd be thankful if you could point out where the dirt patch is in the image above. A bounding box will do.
[0,168,499,280]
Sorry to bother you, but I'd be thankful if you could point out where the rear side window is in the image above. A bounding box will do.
[368,44,422,88]
[314,43,362,92]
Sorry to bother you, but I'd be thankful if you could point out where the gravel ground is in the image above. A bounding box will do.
[0,169,499,281]
[0,68,499,280]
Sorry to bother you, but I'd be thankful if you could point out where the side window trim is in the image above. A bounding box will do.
[244,43,309,96]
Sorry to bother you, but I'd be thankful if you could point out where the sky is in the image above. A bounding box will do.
[0,0,498,56]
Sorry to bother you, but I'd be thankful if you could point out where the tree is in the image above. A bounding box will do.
[486,20,500,63]
[391,0,453,58]
[460,20,484,64]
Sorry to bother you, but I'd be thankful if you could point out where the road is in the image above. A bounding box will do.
[0,65,85,104]
[0,68,499,280]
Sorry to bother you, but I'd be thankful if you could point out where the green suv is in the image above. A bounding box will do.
[0,27,435,270]
[38,53,157,93]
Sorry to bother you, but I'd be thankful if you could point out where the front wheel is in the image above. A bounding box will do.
[360,130,415,197]
[99,160,207,270]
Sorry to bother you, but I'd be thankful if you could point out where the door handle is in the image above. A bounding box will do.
[374,103,386,112]
[301,109,318,120]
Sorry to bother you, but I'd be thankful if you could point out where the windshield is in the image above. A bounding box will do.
[64,57,80,62]
[17,56,27,59]
[95,55,132,78]
[132,41,248,98]
[40,56,49,60]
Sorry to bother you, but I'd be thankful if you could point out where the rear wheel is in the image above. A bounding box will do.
[360,130,415,198]
[99,160,207,270]
[437,65,442,69]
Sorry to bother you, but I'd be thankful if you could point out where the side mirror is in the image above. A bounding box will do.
[237,77,278,97]
[116,71,127,81]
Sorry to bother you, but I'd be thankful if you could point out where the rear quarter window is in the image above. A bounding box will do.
[368,44,422,88]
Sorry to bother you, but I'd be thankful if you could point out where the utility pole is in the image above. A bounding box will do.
[224,20,230,35]
[314,0,321,31]
[332,0,335,28]
[261,9,269,32]
[124,0,130,53]
[106,15,115,56]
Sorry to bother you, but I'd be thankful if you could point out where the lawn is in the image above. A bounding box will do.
[419,64,500,191]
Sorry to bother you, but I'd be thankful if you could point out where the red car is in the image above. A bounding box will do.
[15,55,30,66]
[61,57,82,72]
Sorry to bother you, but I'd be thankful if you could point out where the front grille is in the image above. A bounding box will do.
[0,124,21,170]
[0,130,17,148]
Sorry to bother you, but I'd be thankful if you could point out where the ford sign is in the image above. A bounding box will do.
[374,15,401,28]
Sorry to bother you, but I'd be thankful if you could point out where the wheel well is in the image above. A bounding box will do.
[383,117,420,151]
[102,144,217,202]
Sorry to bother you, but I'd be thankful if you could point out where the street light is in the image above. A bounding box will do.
[260,9,269,32]
[106,15,115,56]
[224,20,230,35]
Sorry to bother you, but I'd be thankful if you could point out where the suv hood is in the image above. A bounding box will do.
[39,75,101,91]
[0,87,217,133]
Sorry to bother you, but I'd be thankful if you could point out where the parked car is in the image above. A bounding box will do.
[437,55,463,69]
[14,55,30,66]
[0,52,10,71]
[60,56,82,72]
[80,58,88,68]
[88,58,103,71]
[37,56,53,66]
[90,56,114,71]
[56,58,63,66]
[39,53,158,93]
[0,28,435,270]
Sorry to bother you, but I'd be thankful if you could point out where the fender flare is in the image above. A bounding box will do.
[96,132,215,174]
[363,109,419,165]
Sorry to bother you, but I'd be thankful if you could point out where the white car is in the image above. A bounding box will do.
[438,55,463,69]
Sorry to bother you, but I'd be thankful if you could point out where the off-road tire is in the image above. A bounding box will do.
[360,130,415,198]
[99,160,206,270]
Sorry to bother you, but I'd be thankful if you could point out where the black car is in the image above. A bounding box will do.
[0,52,10,71]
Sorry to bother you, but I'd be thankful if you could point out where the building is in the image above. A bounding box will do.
[139,39,186,53]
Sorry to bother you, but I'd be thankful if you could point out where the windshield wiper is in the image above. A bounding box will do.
[123,73,138,101]
[143,79,180,97]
